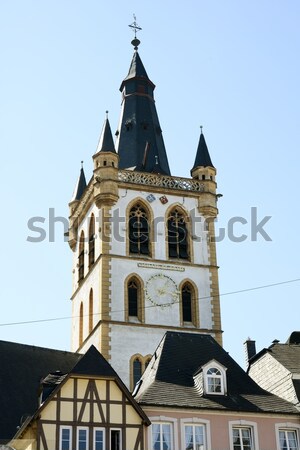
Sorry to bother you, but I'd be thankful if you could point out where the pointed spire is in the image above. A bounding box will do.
[71,162,87,201]
[123,51,150,82]
[116,48,171,175]
[192,128,214,170]
[96,114,116,154]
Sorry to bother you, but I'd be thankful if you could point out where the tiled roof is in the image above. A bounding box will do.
[266,343,300,373]
[0,340,80,442]
[135,332,298,415]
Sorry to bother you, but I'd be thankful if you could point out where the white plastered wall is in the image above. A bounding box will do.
[71,204,102,351]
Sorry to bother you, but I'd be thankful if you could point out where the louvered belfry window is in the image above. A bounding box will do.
[133,358,142,386]
[129,203,150,255]
[78,231,85,282]
[182,283,193,322]
[88,215,95,268]
[128,278,139,317]
[167,208,188,259]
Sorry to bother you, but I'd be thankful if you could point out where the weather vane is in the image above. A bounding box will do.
[128,14,142,38]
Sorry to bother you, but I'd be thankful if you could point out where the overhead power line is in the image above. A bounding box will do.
[0,277,299,328]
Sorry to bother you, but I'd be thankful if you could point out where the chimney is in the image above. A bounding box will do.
[244,338,256,367]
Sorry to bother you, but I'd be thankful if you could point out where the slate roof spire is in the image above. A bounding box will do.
[71,162,87,201]
[192,127,214,170]
[115,38,171,175]
[96,113,116,154]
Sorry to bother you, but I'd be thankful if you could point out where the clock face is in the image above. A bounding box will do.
[145,274,179,308]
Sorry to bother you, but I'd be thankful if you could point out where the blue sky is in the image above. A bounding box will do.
[0,1,299,368]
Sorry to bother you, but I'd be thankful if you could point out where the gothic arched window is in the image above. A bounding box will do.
[133,357,142,387]
[128,278,139,317]
[89,289,93,333]
[129,203,150,255]
[79,302,83,347]
[88,215,95,268]
[182,283,193,323]
[167,208,188,259]
[78,231,85,282]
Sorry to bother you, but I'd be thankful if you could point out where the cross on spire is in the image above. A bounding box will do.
[128,14,142,38]
[129,15,142,50]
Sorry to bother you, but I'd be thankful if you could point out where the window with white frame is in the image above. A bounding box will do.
[77,427,89,450]
[206,367,222,393]
[232,427,253,450]
[94,428,105,450]
[60,426,72,450]
[202,361,227,395]
[152,423,172,450]
[184,424,206,450]
[60,426,106,450]
[279,429,299,450]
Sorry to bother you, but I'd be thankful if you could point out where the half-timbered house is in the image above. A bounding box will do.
[0,341,149,450]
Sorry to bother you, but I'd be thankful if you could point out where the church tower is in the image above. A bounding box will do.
[68,36,222,389]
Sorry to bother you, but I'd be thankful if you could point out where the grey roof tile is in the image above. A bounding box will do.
[0,340,80,442]
[136,332,298,415]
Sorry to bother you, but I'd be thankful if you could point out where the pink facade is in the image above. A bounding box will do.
[144,407,300,450]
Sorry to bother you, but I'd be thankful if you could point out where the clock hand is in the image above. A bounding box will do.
[157,288,167,296]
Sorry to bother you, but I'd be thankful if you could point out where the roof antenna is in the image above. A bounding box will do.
[129,14,142,50]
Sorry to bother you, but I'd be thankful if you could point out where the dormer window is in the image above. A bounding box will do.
[194,360,227,396]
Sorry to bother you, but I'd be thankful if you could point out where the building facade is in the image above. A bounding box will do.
[68,38,222,388]
[135,331,300,450]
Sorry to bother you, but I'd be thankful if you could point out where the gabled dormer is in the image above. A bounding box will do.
[194,359,227,396]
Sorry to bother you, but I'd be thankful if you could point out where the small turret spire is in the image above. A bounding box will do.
[192,127,214,171]
[96,114,116,154]
[71,162,87,202]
